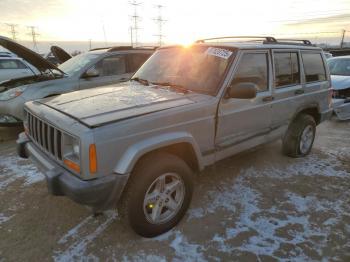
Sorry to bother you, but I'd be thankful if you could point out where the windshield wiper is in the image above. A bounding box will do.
[151,81,190,94]
[131,77,149,86]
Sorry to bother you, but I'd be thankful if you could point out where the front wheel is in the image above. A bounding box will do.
[282,114,316,157]
[118,152,194,237]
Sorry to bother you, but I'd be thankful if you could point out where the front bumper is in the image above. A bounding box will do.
[332,98,350,120]
[17,132,129,211]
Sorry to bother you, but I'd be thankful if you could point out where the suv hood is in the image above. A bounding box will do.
[331,75,350,90]
[38,82,199,128]
[0,36,61,73]
[51,46,72,64]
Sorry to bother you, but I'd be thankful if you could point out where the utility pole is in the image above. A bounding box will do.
[27,26,39,52]
[89,39,92,50]
[129,0,142,47]
[153,4,166,46]
[5,23,18,40]
[340,29,346,48]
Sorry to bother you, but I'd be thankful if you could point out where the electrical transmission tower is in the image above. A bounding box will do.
[27,26,39,52]
[5,23,18,40]
[153,5,166,46]
[129,0,142,47]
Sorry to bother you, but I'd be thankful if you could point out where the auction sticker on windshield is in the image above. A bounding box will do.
[205,47,233,59]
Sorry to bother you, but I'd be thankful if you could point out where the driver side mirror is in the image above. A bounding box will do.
[82,68,100,79]
[227,82,257,99]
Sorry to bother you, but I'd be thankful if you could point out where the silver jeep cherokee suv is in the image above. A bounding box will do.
[17,36,333,237]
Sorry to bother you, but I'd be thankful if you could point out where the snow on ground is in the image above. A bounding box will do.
[53,211,118,262]
[0,153,44,189]
[0,213,13,226]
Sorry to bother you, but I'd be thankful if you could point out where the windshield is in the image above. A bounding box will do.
[133,46,234,95]
[58,53,99,75]
[328,58,350,76]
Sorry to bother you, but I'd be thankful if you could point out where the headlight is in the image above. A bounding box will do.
[62,133,80,166]
[0,86,27,101]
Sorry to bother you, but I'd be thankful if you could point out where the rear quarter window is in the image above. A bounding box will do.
[301,52,327,83]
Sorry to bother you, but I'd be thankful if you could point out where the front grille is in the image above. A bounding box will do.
[26,111,63,161]
[334,88,350,99]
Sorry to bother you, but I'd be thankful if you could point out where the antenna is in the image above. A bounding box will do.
[27,26,39,52]
[129,0,142,47]
[5,23,18,41]
[153,4,166,46]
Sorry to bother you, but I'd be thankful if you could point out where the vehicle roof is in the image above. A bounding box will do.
[0,56,22,60]
[328,55,350,60]
[88,46,157,55]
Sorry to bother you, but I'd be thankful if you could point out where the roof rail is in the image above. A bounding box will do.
[275,39,312,46]
[107,46,134,52]
[89,47,111,51]
[195,36,277,44]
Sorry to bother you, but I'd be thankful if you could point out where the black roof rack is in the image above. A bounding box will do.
[195,36,313,46]
[275,39,312,46]
[195,36,277,44]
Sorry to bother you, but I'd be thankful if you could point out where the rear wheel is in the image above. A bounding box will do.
[282,114,316,157]
[118,152,194,237]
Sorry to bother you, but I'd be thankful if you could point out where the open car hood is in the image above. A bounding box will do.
[50,45,72,64]
[0,35,61,73]
[38,82,197,128]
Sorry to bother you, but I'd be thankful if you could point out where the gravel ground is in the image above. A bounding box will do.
[0,119,349,261]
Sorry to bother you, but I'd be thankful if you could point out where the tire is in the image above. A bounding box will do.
[282,113,316,157]
[118,152,194,237]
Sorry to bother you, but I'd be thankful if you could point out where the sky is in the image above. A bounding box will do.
[0,0,350,51]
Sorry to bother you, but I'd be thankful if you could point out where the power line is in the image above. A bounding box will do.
[129,0,142,47]
[153,4,166,46]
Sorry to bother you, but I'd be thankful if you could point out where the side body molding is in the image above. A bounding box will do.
[113,132,204,175]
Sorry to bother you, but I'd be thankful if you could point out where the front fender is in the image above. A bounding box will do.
[113,132,204,175]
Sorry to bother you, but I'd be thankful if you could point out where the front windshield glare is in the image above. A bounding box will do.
[58,53,99,75]
[328,59,350,76]
[133,46,234,95]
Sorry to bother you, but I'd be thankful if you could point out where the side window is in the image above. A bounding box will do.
[128,53,151,72]
[274,52,300,88]
[94,55,126,76]
[301,52,327,83]
[231,53,269,92]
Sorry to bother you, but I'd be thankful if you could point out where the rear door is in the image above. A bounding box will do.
[270,50,303,131]
[79,54,128,89]
[215,50,273,157]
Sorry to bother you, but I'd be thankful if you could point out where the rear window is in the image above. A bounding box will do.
[301,52,327,83]
[0,59,27,69]
[274,52,300,88]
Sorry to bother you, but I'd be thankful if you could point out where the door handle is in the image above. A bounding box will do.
[295,89,304,95]
[262,96,274,102]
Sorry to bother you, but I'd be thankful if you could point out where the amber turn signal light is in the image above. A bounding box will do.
[89,144,97,173]
[63,159,81,173]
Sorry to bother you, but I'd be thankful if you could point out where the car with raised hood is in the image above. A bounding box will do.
[0,36,155,126]
[17,36,332,237]
[328,55,350,120]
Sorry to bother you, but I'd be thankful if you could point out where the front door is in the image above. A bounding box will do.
[215,50,273,159]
